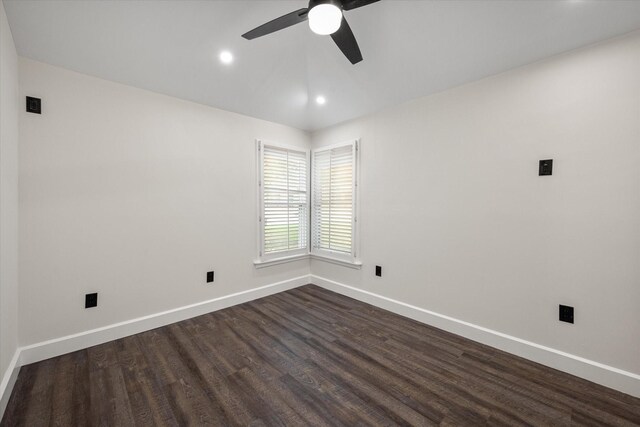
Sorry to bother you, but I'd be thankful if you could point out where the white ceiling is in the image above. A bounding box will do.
[4,0,640,131]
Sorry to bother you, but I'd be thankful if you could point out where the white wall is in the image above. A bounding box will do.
[0,0,19,397]
[18,58,310,346]
[311,32,640,376]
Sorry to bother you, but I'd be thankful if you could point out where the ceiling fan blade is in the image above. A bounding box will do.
[242,8,309,40]
[341,0,380,11]
[330,17,363,64]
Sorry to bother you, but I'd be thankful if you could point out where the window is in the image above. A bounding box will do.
[311,140,358,261]
[255,139,359,267]
[257,141,309,260]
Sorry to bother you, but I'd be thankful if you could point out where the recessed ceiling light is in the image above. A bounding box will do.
[316,96,327,105]
[219,50,233,65]
[308,4,343,35]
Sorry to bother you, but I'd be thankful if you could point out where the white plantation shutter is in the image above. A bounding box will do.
[260,142,309,257]
[312,141,357,259]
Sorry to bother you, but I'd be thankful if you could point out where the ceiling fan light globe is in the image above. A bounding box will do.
[308,4,342,35]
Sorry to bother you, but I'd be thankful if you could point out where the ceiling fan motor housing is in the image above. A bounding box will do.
[308,0,343,11]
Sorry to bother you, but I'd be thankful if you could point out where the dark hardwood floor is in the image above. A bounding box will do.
[2,284,640,426]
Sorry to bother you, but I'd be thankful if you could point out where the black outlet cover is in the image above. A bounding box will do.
[85,293,98,309]
[539,159,553,176]
[26,96,41,114]
[559,304,574,324]
[375,265,382,277]
[207,271,214,283]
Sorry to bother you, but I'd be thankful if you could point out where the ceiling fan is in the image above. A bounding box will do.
[242,0,380,64]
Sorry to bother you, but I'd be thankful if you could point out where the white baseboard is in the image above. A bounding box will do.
[311,275,640,398]
[6,272,638,419]
[20,275,311,366]
[0,350,20,418]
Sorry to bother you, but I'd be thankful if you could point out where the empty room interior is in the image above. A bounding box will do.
[1,0,640,425]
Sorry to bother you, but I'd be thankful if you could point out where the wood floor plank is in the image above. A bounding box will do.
[3,284,640,426]
[69,350,92,426]
[18,358,57,427]
[50,353,77,426]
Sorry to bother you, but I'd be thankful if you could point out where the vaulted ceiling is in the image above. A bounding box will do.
[4,0,640,131]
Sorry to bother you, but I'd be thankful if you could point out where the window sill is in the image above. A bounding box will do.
[253,253,362,269]
[253,253,310,269]
[310,254,362,269]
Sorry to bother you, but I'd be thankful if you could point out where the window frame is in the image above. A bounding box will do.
[256,139,311,263]
[311,139,360,264]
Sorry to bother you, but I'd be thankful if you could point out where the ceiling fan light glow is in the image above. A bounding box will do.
[308,4,342,35]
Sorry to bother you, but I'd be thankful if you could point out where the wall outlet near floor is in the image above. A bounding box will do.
[375,265,382,277]
[539,159,553,176]
[559,304,574,323]
[85,293,98,308]
[26,96,41,114]
[207,271,215,283]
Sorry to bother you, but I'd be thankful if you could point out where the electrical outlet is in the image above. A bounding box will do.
[559,304,574,324]
[26,96,41,114]
[207,271,214,283]
[375,265,382,277]
[85,293,98,309]
[539,159,553,176]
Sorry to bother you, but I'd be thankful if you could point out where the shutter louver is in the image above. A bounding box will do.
[262,145,308,255]
[312,143,355,256]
